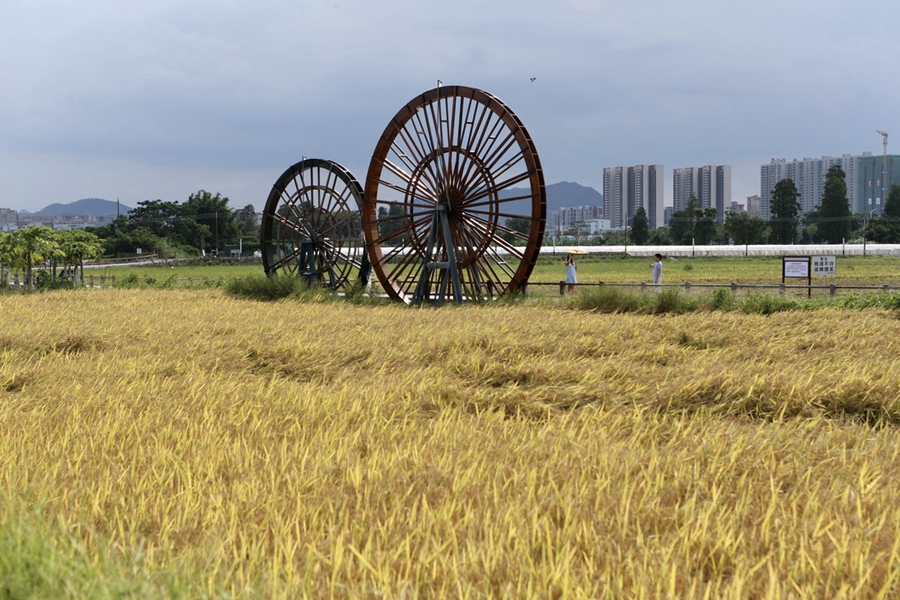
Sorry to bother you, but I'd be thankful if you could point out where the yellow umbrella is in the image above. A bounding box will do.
[563,248,589,255]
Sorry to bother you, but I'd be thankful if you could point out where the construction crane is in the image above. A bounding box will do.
[877,130,889,213]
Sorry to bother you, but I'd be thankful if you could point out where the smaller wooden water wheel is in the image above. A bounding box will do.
[261,158,368,289]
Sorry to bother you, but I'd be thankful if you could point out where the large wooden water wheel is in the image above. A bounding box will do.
[261,158,367,289]
[363,85,546,304]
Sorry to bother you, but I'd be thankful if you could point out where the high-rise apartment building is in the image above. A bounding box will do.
[856,152,900,214]
[746,195,761,216]
[757,154,897,218]
[602,164,664,229]
[672,165,731,223]
[673,168,697,213]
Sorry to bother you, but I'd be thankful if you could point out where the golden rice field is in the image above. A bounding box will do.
[3,289,900,597]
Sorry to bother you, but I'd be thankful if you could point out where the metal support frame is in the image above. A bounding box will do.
[299,239,318,285]
[413,203,463,305]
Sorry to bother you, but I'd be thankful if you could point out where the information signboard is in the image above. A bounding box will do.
[812,256,836,276]
[783,256,811,298]
[783,256,810,278]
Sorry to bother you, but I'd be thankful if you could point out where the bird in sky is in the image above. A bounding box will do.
[530,77,536,82]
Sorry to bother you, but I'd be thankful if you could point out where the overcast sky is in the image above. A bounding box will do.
[2,0,898,213]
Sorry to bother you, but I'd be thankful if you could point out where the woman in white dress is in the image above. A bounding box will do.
[565,254,577,293]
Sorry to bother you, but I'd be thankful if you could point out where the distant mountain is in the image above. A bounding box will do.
[498,181,602,217]
[22,198,132,216]
[544,181,603,213]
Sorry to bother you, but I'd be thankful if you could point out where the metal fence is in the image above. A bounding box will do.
[2,273,118,288]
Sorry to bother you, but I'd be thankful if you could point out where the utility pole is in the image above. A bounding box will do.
[877,130,889,215]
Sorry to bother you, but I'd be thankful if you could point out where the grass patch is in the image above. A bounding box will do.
[224,274,336,302]
[736,293,808,315]
[115,273,178,290]
[562,284,900,316]
[0,502,190,599]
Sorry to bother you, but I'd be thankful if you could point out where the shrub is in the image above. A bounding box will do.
[35,271,73,291]
[652,289,698,314]
[737,293,805,315]
[710,287,736,311]
[114,273,177,290]
[568,286,700,315]
[225,274,335,302]
[568,285,646,313]
[833,292,900,311]
[880,293,900,311]
[225,274,304,300]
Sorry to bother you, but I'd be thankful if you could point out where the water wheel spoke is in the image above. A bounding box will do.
[393,129,443,193]
[268,209,310,238]
[464,216,527,260]
[268,246,304,272]
[461,171,534,208]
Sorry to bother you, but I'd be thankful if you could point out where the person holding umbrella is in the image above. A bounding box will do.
[565,254,577,293]
[563,249,589,293]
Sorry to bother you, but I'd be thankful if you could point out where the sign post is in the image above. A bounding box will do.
[812,256,836,299]
[783,256,811,298]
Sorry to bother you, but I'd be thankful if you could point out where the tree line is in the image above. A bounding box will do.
[87,190,259,257]
[0,227,105,288]
[0,190,259,287]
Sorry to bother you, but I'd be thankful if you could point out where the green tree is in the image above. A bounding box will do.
[235,204,259,237]
[724,212,769,256]
[866,187,899,243]
[669,195,701,245]
[695,207,718,245]
[868,184,900,243]
[102,226,165,257]
[181,190,239,253]
[630,207,649,245]
[0,232,12,281]
[800,208,821,243]
[55,229,104,285]
[769,178,801,243]
[648,227,672,245]
[0,226,59,287]
[128,200,182,238]
[818,165,852,244]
